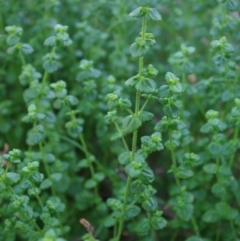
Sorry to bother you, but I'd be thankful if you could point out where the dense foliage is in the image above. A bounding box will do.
[0,0,240,241]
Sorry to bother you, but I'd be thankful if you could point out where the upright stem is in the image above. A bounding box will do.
[116,177,131,241]
[114,122,130,153]
[36,46,55,109]
[39,142,64,234]
[79,134,99,198]
[115,15,147,241]
[147,212,155,241]
[19,51,26,66]
[169,130,181,193]
[229,127,238,168]
[33,187,44,209]
[170,229,179,241]
[230,220,237,241]
[191,217,200,237]
[139,98,149,112]
[215,222,221,241]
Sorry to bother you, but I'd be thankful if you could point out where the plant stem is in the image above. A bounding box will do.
[79,134,99,199]
[139,98,149,112]
[79,134,94,177]
[114,122,130,153]
[116,176,131,240]
[169,130,181,193]
[31,220,42,233]
[215,222,221,241]
[230,220,237,241]
[126,108,135,115]
[39,142,55,195]
[191,217,200,237]
[115,15,147,241]
[170,229,179,241]
[35,46,55,109]
[33,187,44,209]
[60,134,116,182]
[229,127,238,168]
[147,212,155,241]
[39,142,64,234]
[19,51,26,66]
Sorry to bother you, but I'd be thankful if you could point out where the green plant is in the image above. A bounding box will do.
[0,1,240,241]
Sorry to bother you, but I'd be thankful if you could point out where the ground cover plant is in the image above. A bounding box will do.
[0,0,240,240]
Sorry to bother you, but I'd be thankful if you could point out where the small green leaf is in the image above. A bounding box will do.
[46,197,65,212]
[30,171,44,184]
[139,166,154,184]
[17,206,33,222]
[134,218,150,235]
[40,179,52,189]
[130,42,146,58]
[22,44,34,55]
[226,0,238,11]
[200,123,212,133]
[130,39,155,58]
[44,36,56,46]
[5,172,21,185]
[65,118,83,138]
[65,95,79,106]
[148,8,162,21]
[118,152,131,166]
[211,183,225,196]
[2,149,22,163]
[21,180,32,190]
[182,192,194,203]
[110,133,122,141]
[51,173,62,182]
[125,162,142,178]
[129,7,162,21]
[93,172,105,182]
[7,35,20,46]
[78,159,88,168]
[176,202,194,221]
[130,180,146,194]
[104,215,115,227]
[138,111,154,122]
[26,125,45,146]
[129,7,145,18]
[208,143,222,155]
[28,187,40,197]
[125,75,138,86]
[142,197,158,212]
[126,205,141,219]
[203,163,217,174]
[84,179,97,189]
[158,85,170,98]
[202,209,220,223]
[107,198,122,210]
[219,165,231,176]
[215,202,239,220]
[147,64,158,77]
[122,115,142,134]
[163,102,180,118]
[45,154,56,163]
[136,78,156,93]
[151,216,167,230]
[43,60,61,73]
[176,165,194,179]
[169,82,183,94]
